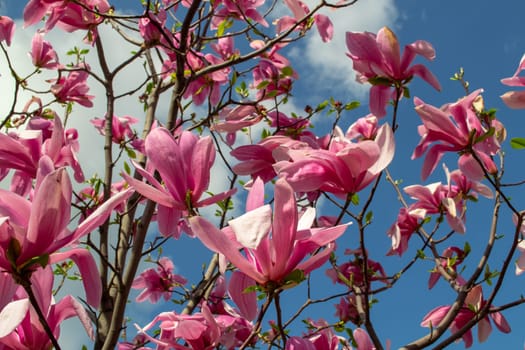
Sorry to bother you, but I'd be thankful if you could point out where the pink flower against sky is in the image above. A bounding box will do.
[50,65,94,107]
[346,26,440,117]
[412,90,501,181]
[421,285,511,348]
[190,177,349,287]
[30,32,59,69]
[274,122,394,197]
[123,127,236,237]
[132,256,187,303]
[501,53,525,108]
[0,16,15,46]
[0,158,133,308]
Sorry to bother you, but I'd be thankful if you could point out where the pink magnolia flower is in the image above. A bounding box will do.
[0,16,15,46]
[137,303,221,350]
[0,116,85,196]
[326,251,387,290]
[139,10,167,44]
[90,114,139,145]
[190,177,349,287]
[30,32,59,69]
[346,26,440,117]
[184,53,230,106]
[252,58,293,100]
[274,123,394,197]
[421,285,511,348]
[123,127,236,237]
[50,65,94,107]
[387,206,426,256]
[388,167,492,256]
[412,90,501,181]
[211,36,239,61]
[0,266,94,348]
[211,0,269,29]
[24,0,111,42]
[428,246,467,289]
[132,256,187,303]
[501,53,525,108]
[231,135,309,184]
[276,0,333,42]
[0,158,133,308]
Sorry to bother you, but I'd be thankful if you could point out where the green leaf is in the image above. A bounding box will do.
[123,161,131,175]
[365,211,373,224]
[510,137,525,149]
[281,66,294,77]
[256,80,270,90]
[350,193,359,205]
[344,101,360,110]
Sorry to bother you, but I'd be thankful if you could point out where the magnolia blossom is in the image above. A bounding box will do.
[90,114,139,145]
[0,267,94,348]
[276,0,333,42]
[132,257,187,303]
[24,0,111,42]
[211,0,268,29]
[30,32,59,69]
[190,177,349,286]
[412,90,503,181]
[428,246,467,289]
[388,166,493,255]
[123,127,236,237]
[421,285,511,348]
[501,53,525,109]
[0,158,133,308]
[51,65,94,107]
[274,123,394,197]
[346,26,440,117]
[0,16,15,46]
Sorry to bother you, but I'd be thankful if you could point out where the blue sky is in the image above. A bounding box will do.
[3,0,525,349]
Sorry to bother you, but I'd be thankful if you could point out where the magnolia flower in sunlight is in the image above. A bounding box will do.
[427,246,467,289]
[0,16,15,46]
[90,114,139,145]
[274,123,394,197]
[132,257,187,303]
[123,127,236,237]
[0,266,94,348]
[412,90,501,181]
[30,32,59,69]
[0,158,133,308]
[190,177,349,287]
[421,285,510,348]
[50,65,94,107]
[346,26,440,117]
[276,0,334,42]
[501,53,525,109]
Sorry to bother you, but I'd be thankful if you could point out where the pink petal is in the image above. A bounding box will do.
[271,178,297,273]
[491,311,511,333]
[228,271,257,321]
[50,248,102,308]
[190,216,266,284]
[501,91,525,109]
[74,188,134,241]
[0,299,30,337]
[50,295,94,340]
[314,14,333,42]
[369,85,391,118]
[26,168,71,248]
[229,205,272,249]
[122,172,175,208]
